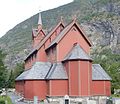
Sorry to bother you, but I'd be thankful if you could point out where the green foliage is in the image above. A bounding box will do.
[0,96,12,104]
[112,94,120,98]
[93,49,120,93]
[0,100,5,104]
[0,49,7,89]
[13,63,24,79]
[7,63,24,88]
[7,70,15,88]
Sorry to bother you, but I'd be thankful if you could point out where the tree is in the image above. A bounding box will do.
[0,49,7,89]
[13,63,24,79]
[7,63,24,88]
[7,70,15,88]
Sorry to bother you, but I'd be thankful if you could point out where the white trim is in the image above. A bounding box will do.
[78,61,80,96]
[88,61,90,96]
[68,62,71,95]
[104,81,106,95]
[49,80,52,96]
[56,45,59,61]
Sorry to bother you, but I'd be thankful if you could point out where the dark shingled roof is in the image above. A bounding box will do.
[92,64,112,80]
[15,70,30,81]
[64,44,92,61]
[45,63,68,79]
[16,63,111,81]
[16,62,51,80]
[16,62,68,81]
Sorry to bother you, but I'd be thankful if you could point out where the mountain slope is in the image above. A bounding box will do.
[0,0,120,69]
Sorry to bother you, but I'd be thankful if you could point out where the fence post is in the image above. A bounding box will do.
[34,96,38,104]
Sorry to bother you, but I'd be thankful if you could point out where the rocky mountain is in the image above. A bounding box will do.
[0,0,120,69]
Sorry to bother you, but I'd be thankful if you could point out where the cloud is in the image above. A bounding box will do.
[0,0,73,37]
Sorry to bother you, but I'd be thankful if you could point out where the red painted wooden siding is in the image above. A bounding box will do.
[48,80,68,96]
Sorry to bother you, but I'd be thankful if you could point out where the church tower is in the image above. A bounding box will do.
[32,11,45,48]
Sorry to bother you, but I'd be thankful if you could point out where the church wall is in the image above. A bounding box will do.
[68,61,79,96]
[24,80,47,100]
[105,81,111,96]
[79,61,91,96]
[64,60,92,96]
[48,80,68,96]
[24,80,34,100]
[15,81,25,96]
[92,80,111,96]
[36,46,47,62]
[33,80,47,100]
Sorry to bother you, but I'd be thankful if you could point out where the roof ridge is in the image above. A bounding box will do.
[45,63,54,79]
[47,63,58,78]
[46,20,75,50]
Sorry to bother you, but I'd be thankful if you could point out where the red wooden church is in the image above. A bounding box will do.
[15,12,111,100]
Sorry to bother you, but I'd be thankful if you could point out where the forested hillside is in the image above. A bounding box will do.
[0,0,120,92]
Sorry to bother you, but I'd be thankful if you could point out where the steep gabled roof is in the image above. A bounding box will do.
[25,21,64,61]
[32,28,45,38]
[16,62,51,80]
[92,64,112,80]
[36,21,64,50]
[63,44,92,61]
[46,20,92,50]
[45,62,68,79]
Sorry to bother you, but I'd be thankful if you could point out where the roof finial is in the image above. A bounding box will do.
[72,14,77,22]
[38,10,42,26]
[60,16,63,22]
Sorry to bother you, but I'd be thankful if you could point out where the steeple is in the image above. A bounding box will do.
[38,10,42,28]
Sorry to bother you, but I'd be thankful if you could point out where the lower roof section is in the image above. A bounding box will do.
[16,62,111,81]
[16,62,68,81]
[92,64,112,80]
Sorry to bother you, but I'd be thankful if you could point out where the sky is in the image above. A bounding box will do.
[0,0,73,38]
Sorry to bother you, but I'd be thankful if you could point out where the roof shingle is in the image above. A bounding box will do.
[16,62,51,80]
[16,63,111,81]
[45,62,68,79]
[64,44,92,61]
[92,64,112,80]
[16,62,68,81]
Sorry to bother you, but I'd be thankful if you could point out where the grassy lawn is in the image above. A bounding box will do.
[0,96,13,104]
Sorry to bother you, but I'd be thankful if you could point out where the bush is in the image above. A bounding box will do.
[0,100,5,104]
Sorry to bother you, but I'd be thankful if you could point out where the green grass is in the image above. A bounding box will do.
[0,96,13,104]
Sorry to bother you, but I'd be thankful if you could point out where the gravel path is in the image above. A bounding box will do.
[8,92,29,104]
